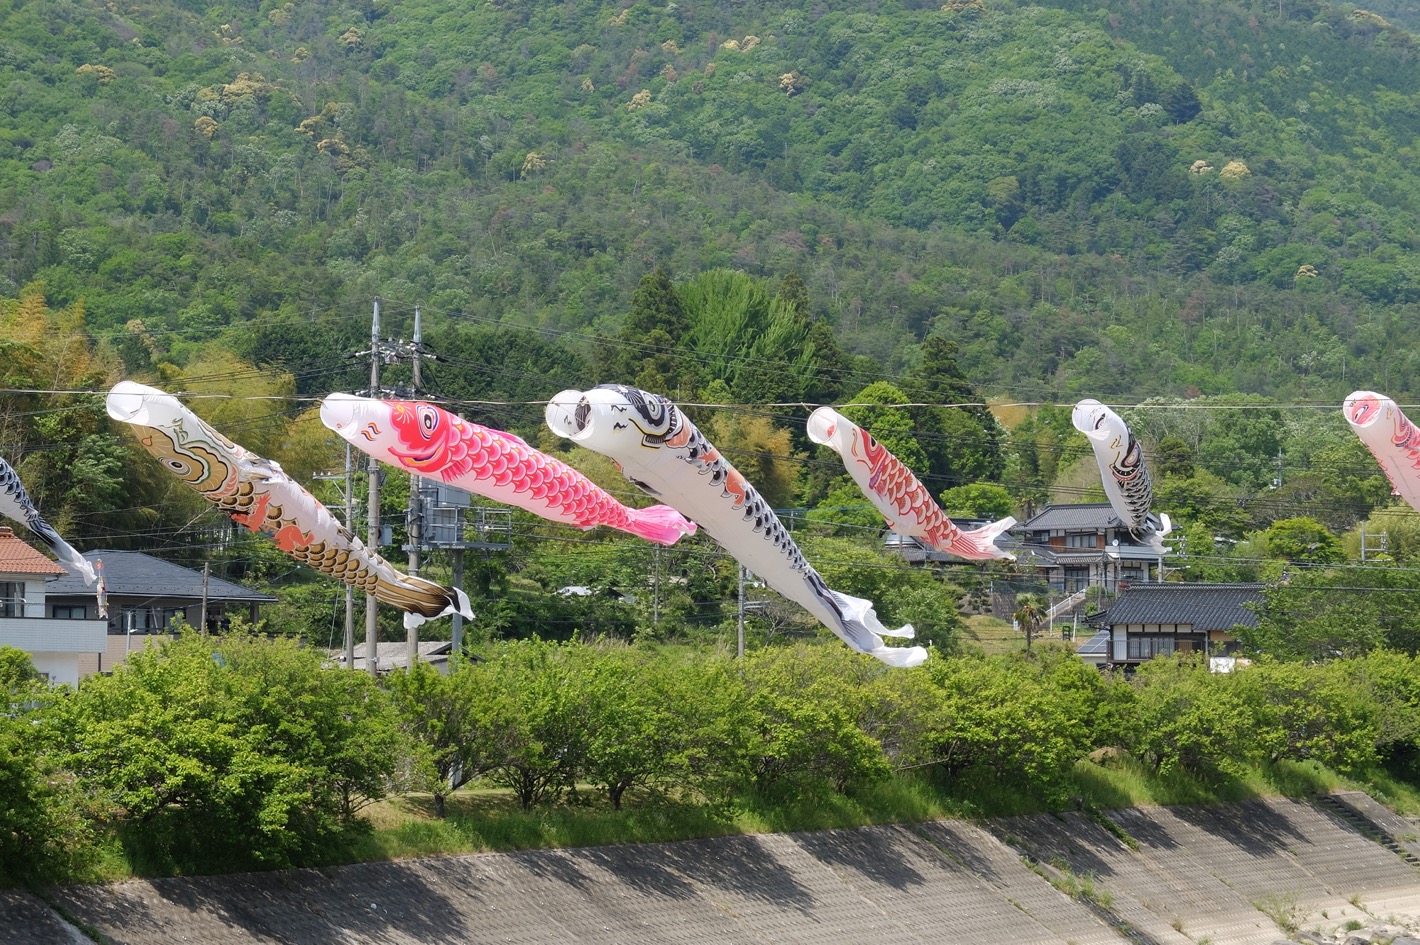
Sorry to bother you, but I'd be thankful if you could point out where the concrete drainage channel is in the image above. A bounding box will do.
[5,791,1418,945]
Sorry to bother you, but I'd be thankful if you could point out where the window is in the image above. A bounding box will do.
[51,605,86,620]
[0,582,23,618]
[1064,567,1090,592]
[1065,532,1097,549]
[1127,635,1176,660]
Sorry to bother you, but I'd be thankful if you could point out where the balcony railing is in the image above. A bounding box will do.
[0,615,107,652]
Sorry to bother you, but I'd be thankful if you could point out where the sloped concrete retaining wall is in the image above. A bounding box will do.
[7,792,1417,945]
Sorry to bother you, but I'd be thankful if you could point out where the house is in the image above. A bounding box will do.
[1084,582,1264,670]
[0,527,108,687]
[1013,503,1171,594]
[45,550,278,678]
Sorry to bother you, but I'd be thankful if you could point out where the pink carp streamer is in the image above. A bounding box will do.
[319,394,696,545]
[107,382,471,630]
[806,407,1014,561]
[1345,390,1420,513]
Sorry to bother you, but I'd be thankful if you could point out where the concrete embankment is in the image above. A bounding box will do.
[7,791,1419,945]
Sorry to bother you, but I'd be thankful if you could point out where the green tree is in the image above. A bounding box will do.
[1012,592,1048,652]
[0,648,100,883]
[938,483,1015,519]
[905,337,1004,487]
[473,639,588,810]
[1260,516,1343,566]
[1127,656,1257,779]
[387,662,490,819]
[738,646,892,797]
[61,631,399,870]
[922,651,1095,803]
[604,266,692,396]
[1245,563,1420,661]
[575,645,741,809]
[1232,661,1378,773]
[1345,650,1420,781]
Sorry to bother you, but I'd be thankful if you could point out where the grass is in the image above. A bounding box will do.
[336,756,1413,869]
[327,776,966,866]
[962,614,1088,657]
[963,615,1023,655]
[65,756,1418,881]
[1252,891,1304,936]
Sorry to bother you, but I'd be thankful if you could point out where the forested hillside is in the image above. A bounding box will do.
[3,0,1418,395]
[2,0,1420,644]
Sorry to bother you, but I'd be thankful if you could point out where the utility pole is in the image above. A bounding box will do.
[365,298,382,675]
[652,545,660,626]
[351,299,443,673]
[313,441,358,666]
[406,305,423,671]
[737,563,746,658]
[199,562,210,634]
[344,441,355,669]
[1361,524,1388,562]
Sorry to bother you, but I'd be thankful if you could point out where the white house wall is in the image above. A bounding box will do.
[28,652,81,688]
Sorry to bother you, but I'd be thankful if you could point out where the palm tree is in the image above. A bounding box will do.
[1013,592,1048,652]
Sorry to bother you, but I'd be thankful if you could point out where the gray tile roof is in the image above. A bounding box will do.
[45,550,277,603]
[1090,583,1266,631]
[1020,503,1124,531]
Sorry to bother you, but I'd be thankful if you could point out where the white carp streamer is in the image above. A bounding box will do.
[1072,399,1171,553]
[0,452,103,615]
[547,385,925,667]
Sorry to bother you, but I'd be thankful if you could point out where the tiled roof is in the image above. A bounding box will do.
[1019,503,1124,531]
[1090,583,1266,631]
[45,550,277,602]
[0,527,67,576]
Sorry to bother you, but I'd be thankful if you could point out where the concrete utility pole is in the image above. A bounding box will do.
[313,443,357,666]
[344,441,355,668]
[199,562,209,634]
[405,305,423,671]
[737,563,746,658]
[366,298,382,675]
[351,299,443,673]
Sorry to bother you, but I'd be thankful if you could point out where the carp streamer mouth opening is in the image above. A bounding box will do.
[544,390,593,441]
[105,381,159,426]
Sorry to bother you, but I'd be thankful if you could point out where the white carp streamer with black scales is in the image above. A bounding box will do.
[547,384,925,668]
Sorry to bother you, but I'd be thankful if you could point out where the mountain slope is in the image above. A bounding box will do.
[0,0,1417,403]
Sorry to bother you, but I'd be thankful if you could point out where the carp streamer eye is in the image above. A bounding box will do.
[575,398,591,432]
[417,404,439,437]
